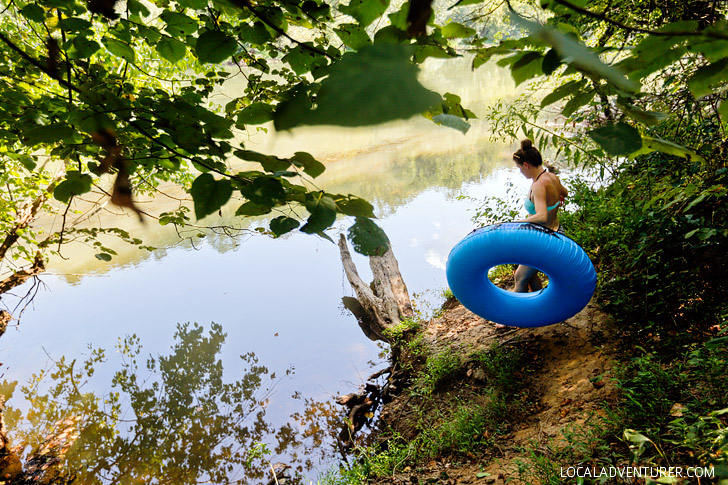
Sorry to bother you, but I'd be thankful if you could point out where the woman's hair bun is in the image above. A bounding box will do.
[521,139,533,151]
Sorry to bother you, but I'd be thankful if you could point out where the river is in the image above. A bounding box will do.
[0,56,534,483]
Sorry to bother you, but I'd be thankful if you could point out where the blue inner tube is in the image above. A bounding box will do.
[446,223,597,328]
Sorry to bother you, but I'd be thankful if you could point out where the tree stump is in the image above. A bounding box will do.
[338,234,413,342]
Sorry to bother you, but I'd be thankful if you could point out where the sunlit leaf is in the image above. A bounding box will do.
[103,38,136,63]
[441,22,475,39]
[157,37,187,63]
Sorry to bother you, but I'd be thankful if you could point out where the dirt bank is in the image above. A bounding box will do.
[372,299,620,484]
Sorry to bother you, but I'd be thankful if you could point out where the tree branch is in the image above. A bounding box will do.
[551,0,722,37]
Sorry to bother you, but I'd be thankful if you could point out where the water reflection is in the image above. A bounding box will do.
[1,322,340,484]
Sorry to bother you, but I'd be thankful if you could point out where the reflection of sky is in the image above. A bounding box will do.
[0,162,542,479]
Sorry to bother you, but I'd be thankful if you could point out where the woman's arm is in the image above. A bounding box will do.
[557,178,568,203]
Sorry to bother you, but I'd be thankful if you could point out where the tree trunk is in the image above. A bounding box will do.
[338,234,413,342]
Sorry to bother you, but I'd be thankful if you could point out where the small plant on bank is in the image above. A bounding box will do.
[382,317,421,345]
[414,350,462,395]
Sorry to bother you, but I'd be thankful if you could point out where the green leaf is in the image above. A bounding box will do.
[621,104,670,126]
[237,102,275,125]
[388,7,408,30]
[541,48,561,75]
[274,44,441,130]
[240,177,287,205]
[540,79,586,108]
[20,4,45,22]
[70,36,101,59]
[103,38,136,63]
[629,136,705,162]
[161,11,198,36]
[688,39,728,63]
[516,15,639,94]
[301,194,337,234]
[338,197,375,218]
[719,99,728,131]
[348,217,389,256]
[157,37,187,63]
[339,0,390,27]
[190,173,233,219]
[372,25,409,45]
[432,114,470,134]
[282,44,327,75]
[511,51,544,87]
[54,171,93,203]
[239,22,271,46]
[95,253,113,261]
[58,18,93,32]
[335,23,372,50]
[587,122,642,156]
[195,30,238,64]
[270,216,300,236]
[448,0,482,8]
[235,150,290,172]
[687,59,728,98]
[235,201,272,216]
[561,89,595,117]
[441,22,476,39]
[24,123,76,145]
[291,152,325,177]
[177,0,208,9]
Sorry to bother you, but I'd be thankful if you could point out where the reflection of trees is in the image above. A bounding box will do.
[0,322,344,484]
[320,142,511,214]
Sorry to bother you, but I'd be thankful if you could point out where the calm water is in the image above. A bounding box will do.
[0,58,534,482]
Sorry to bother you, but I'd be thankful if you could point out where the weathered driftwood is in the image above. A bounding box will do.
[338,234,413,342]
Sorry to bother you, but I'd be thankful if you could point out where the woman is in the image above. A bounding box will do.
[512,139,568,293]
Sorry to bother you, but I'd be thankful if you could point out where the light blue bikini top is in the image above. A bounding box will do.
[524,198,560,215]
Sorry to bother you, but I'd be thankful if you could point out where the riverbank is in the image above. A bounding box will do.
[328,297,620,484]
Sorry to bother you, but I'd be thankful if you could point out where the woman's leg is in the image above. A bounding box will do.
[528,273,542,291]
[514,264,539,292]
